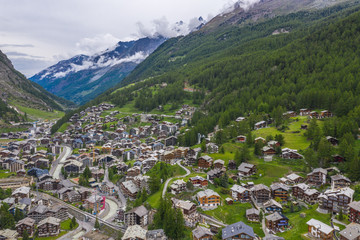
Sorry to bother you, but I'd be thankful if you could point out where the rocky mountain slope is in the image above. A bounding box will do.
[0,50,74,115]
[30,37,167,105]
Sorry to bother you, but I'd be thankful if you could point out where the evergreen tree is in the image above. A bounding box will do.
[219,146,225,154]
[254,141,264,156]
[317,138,333,167]
[22,230,29,240]
[186,181,194,191]
[201,140,206,152]
[275,134,285,146]
[246,132,253,147]
[94,217,100,229]
[234,150,242,166]
[14,208,24,222]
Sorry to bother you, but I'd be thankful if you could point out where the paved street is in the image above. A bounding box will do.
[162,161,191,198]
[51,146,72,179]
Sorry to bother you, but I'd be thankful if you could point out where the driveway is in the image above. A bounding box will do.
[162,161,190,198]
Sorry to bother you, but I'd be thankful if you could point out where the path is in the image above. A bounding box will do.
[162,161,190,198]
[51,146,72,179]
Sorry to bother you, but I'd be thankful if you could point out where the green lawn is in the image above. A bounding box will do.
[15,104,64,121]
[204,202,264,237]
[60,218,79,230]
[58,122,70,132]
[0,170,14,178]
[278,204,331,240]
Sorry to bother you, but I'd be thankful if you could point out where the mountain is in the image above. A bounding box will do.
[0,50,75,117]
[52,0,360,137]
[30,37,167,105]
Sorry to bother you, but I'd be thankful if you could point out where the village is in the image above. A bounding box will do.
[0,102,360,240]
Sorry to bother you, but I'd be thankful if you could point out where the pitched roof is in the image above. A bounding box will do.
[192,226,213,239]
[306,218,334,235]
[38,217,61,226]
[127,205,148,217]
[265,212,288,222]
[222,221,255,239]
[339,223,360,240]
[122,225,147,239]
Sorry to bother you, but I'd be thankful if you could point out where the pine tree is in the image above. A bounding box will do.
[22,230,29,240]
[94,217,100,229]
[14,208,24,221]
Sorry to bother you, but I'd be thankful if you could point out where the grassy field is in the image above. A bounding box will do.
[254,117,313,150]
[204,202,264,237]
[15,104,64,121]
[278,204,331,240]
[58,122,70,132]
[0,126,28,133]
[60,218,79,230]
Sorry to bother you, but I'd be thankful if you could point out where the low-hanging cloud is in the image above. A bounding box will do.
[0,44,34,48]
[75,33,121,56]
[221,0,261,14]
[135,16,206,39]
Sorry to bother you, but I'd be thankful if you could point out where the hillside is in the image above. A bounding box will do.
[0,50,75,123]
[30,37,166,105]
[53,0,360,139]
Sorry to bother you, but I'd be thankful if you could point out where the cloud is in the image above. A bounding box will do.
[75,34,121,55]
[5,51,44,59]
[10,57,53,77]
[135,16,206,39]
[0,43,34,48]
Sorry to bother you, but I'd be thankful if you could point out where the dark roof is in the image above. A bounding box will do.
[222,221,255,239]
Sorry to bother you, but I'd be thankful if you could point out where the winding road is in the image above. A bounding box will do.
[162,161,191,198]
[51,146,72,179]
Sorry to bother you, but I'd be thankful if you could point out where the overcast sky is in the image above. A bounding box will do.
[0,0,240,77]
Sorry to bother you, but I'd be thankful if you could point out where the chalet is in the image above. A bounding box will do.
[37,217,61,237]
[64,190,81,203]
[283,111,297,118]
[326,136,339,146]
[246,208,260,222]
[285,173,303,184]
[254,137,266,144]
[263,199,283,213]
[270,183,290,202]
[252,184,271,204]
[206,143,219,153]
[236,135,246,143]
[124,205,149,227]
[349,201,360,223]
[307,168,327,186]
[333,154,345,163]
[197,189,221,208]
[238,163,256,177]
[265,212,289,233]
[306,219,334,240]
[281,148,303,159]
[172,198,199,226]
[16,217,35,237]
[231,184,250,202]
[331,175,351,189]
[321,110,333,118]
[213,159,225,169]
[339,223,360,240]
[267,140,280,148]
[12,186,30,202]
[165,136,177,146]
[310,111,319,119]
[254,121,267,130]
[189,176,208,187]
[84,195,103,212]
[262,146,276,156]
[64,160,82,173]
[300,108,311,116]
[303,188,320,205]
[192,226,214,240]
[198,155,213,169]
[292,183,310,200]
[318,187,354,214]
[127,166,141,178]
[121,180,139,199]
[163,151,175,164]
[222,221,255,240]
[207,168,223,181]
[170,179,186,195]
